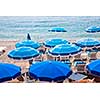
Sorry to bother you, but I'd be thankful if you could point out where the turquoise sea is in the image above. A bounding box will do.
[0,16,100,41]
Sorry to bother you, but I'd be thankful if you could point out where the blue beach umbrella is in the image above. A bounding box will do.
[49,44,82,56]
[48,27,67,32]
[76,38,100,48]
[44,38,69,48]
[86,60,100,76]
[8,47,39,60]
[29,60,72,82]
[85,26,100,33]
[16,40,41,49]
[0,63,21,82]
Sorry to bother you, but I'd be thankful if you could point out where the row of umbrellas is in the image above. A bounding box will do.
[1,59,100,82]
[9,38,100,60]
[45,38,100,48]
[6,34,81,82]
[15,37,100,49]
[0,61,72,82]
[7,34,100,61]
[48,26,100,33]
[8,34,100,60]
[1,34,100,82]
[11,33,100,49]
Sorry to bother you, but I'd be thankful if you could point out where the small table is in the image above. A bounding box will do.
[68,73,87,81]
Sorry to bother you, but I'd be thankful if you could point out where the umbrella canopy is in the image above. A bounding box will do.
[49,44,82,56]
[0,63,21,82]
[76,38,100,48]
[29,60,72,82]
[8,47,39,60]
[85,26,100,33]
[48,27,67,32]
[15,40,41,49]
[27,33,31,40]
[86,60,100,76]
[44,38,69,48]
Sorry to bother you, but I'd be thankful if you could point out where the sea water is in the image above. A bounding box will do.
[0,16,100,41]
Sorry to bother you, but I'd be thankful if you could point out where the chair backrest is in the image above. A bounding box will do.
[76,64,86,72]
[60,56,68,61]
[89,52,97,60]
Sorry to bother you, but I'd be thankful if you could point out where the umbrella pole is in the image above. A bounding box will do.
[24,61,30,83]
[51,80,54,83]
[22,64,27,83]
[70,56,76,72]
[24,72,27,83]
